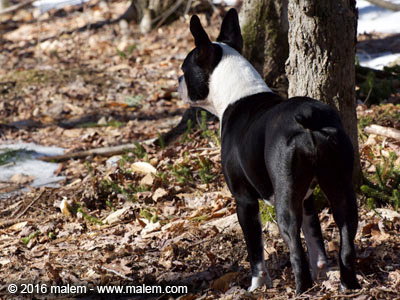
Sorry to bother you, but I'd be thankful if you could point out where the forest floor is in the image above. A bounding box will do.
[1,1,400,299]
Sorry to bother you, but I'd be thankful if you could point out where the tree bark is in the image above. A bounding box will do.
[286,0,361,186]
[239,0,289,96]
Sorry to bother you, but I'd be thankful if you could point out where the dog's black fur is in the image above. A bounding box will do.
[178,9,360,294]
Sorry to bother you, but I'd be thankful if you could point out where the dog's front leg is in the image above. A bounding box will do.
[236,196,272,292]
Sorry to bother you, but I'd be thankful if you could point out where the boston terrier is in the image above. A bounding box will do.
[178,9,360,294]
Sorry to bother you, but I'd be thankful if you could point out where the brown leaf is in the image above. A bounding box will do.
[211,272,238,292]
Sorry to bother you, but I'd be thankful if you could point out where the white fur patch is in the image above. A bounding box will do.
[180,42,272,120]
[178,76,190,104]
[248,262,272,292]
[208,43,272,120]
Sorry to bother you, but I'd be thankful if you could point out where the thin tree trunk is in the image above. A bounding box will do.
[365,0,400,11]
[286,0,361,186]
[239,0,289,96]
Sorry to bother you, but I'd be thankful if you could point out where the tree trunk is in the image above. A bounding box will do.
[120,0,213,33]
[239,0,289,96]
[286,0,361,186]
[0,0,10,11]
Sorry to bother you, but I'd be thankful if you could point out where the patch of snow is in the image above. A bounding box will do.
[357,0,400,70]
[358,0,400,34]
[213,0,238,5]
[0,142,65,192]
[33,0,89,13]
[358,52,400,70]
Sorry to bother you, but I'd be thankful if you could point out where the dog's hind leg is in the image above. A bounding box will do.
[317,173,360,291]
[302,193,328,280]
[271,148,314,294]
[274,186,313,294]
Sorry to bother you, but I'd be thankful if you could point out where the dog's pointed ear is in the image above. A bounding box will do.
[190,15,214,66]
[217,8,243,53]
[190,15,212,48]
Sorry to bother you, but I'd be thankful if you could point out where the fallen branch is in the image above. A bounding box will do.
[0,0,35,15]
[365,0,400,11]
[38,138,156,162]
[364,124,400,140]
[154,0,185,29]
[13,188,45,219]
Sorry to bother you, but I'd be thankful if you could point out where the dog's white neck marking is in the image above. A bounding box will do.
[205,42,272,120]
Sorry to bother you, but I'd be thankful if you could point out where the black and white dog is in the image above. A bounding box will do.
[178,9,360,294]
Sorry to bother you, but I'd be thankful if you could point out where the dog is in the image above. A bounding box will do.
[178,9,360,294]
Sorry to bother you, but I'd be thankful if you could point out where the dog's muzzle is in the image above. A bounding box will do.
[178,75,191,104]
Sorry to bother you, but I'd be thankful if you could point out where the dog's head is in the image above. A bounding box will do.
[178,9,270,119]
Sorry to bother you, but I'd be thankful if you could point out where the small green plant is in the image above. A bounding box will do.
[313,185,328,211]
[140,207,158,223]
[197,156,215,184]
[170,163,192,183]
[259,200,276,225]
[361,151,400,211]
[199,111,220,146]
[116,48,127,59]
[77,207,104,225]
[21,231,40,245]
[181,119,193,143]
[124,94,143,107]
[132,142,146,159]
[156,171,168,184]
[0,149,20,165]
[157,132,166,149]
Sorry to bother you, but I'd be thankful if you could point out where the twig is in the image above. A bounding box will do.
[365,0,400,11]
[0,218,35,229]
[38,138,156,162]
[0,0,34,15]
[184,0,193,16]
[154,0,185,29]
[13,188,45,218]
[331,288,366,299]
[101,266,134,281]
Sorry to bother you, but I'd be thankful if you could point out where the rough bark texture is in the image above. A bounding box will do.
[239,0,289,96]
[286,0,361,185]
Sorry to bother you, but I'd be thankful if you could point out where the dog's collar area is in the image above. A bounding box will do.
[207,43,272,120]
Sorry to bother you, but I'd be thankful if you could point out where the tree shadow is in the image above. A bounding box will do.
[357,33,400,54]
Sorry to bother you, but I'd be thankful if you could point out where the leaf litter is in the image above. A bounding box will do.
[1,1,400,299]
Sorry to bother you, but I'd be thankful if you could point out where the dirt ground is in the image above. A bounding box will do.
[1,1,400,299]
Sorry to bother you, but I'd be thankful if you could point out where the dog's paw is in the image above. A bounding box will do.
[248,273,272,292]
[339,280,361,292]
[311,256,328,280]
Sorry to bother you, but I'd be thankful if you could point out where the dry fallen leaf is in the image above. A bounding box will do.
[152,187,167,201]
[130,162,157,175]
[211,272,238,292]
[103,207,129,225]
[140,173,154,185]
[9,173,35,185]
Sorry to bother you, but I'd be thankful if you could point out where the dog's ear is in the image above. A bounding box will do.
[217,8,243,53]
[190,15,211,47]
[190,15,214,66]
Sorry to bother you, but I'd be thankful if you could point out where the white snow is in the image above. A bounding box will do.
[358,52,400,70]
[33,0,89,13]
[357,0,400,70]
[0,142,65,191]
[357,0,400,34]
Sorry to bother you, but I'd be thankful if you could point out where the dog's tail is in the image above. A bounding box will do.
[294,104,353,163]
